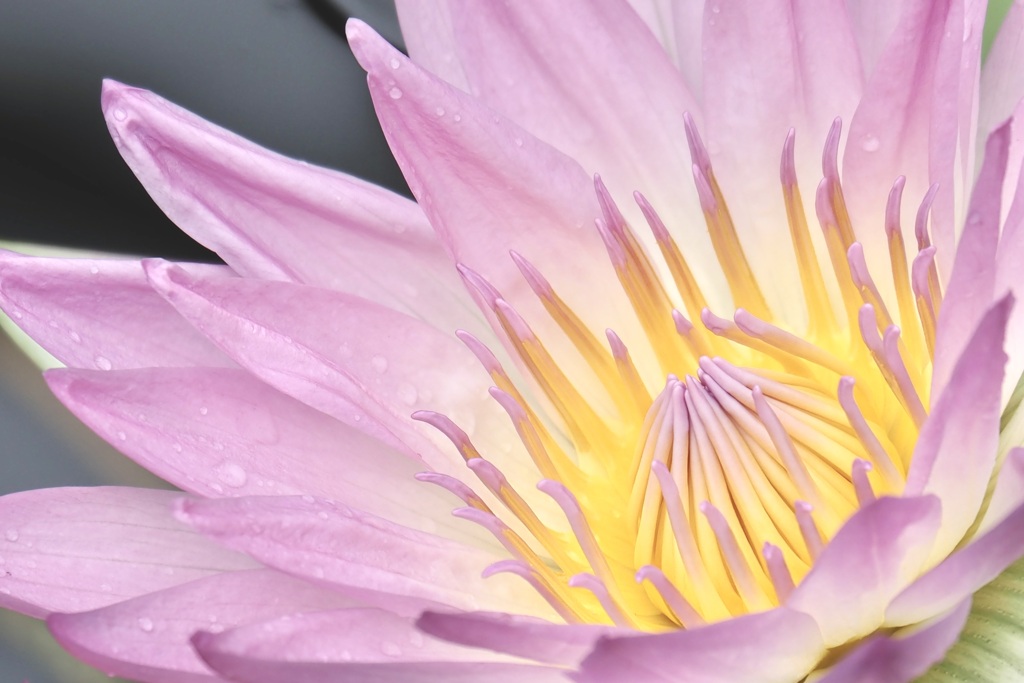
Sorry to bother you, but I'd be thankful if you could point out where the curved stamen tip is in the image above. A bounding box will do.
[780,128,797,187]
[683,111,711,171]
[915,183,941,248]
[885,176,907,237]
[692,164,718,212]
[672,309,694,335]
[634,191,671,241]
[456,263,501,306]
[412,410,473,451]
[822,117,842,180]
[814,178,838,227]
[847,242,869,288]
[700,307,730,335]
[509,250,553,297]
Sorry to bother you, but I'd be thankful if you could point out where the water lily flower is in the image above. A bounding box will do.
[3,1,1024,681]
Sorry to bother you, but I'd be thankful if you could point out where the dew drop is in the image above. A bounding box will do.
[453,114,462,122]
[89,265,100,275]
[11,311,22,320]
[381,641,402,657]
[69,331,82,343]
[215,462,248,488]
[137,617,154,633]
[435,106,446,117]
[389,87,403,100]
[514,137,524,147]
[94,356,113,371]
[112,108,127,121]
[860,134,881,152]
[409,630,425,647]
[100,583,112,592]
[302,494,316,503]
[116,431,127,441]
[317,510,330,520]
[4,530,18,542]
[172,443,183,453]
[389,57,400,69]
[199,406,209,416]
[371,356,389,373]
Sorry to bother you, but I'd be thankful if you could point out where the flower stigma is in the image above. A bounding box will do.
[413,116,938,633]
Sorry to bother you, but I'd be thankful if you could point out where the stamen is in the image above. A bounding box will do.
[752,387,821,508]
[794,501,825,560]
[700,501,773,611]
[885,177,928,360]
[762,542,795,602]
[568,573,634,627]
[911,247,940,357]
[488,387,574,483]
[412,410,482,460]
[913,185,945,323]
[850,459,876,507]
[815,177,862,331]
[606,328,652,414]
[857,306,927,429]
[684,112,770,319]
[837,377,904,487]
[484,560,582,624]
[781,128,837,336]
[636,565,705,628]
[848,242,895,329]
[735,308,853,376]
[821,118,857,249]
[414,472,492,511]
[634,191,711,320]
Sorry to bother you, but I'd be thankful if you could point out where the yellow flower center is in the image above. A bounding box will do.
[416,118,939,632]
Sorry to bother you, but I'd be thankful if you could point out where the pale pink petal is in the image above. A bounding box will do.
[47,569,355,683]
[977,448,1024,534]
[0,487,256,619]
[905,296,1011,559]
[143,260,529,479]
[403,0,705,290]
[816,600,971,683]
[574,607,823,683]
[101,81,479,337]
[702,0,863,323]
[418,610,620,666]
[979,2,1024,176]
[995,101,1024,402]
[197,651,564,683]
[0,251,231,369]
[932,122,1011,396]
[786,495,941,647]
[43,367,489,547]
[346,19,649,372]
[175,495,554,619]
[194,608,516,664]
[626,0,680,66]
[393,1,470,91]
[843,0,966,270]
[844,0,906,77]
[886,484,1024,626]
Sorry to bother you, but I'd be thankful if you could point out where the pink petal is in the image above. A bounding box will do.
[47,569,355,683]
[979,2,1024,178]
[574,607,824,683]
[0,251,231,370]
[346,19,649,370]
[932,122,1011,397]
[393,0,470,91]
[43,367,487,547]
[995,101,1024,402]
[0,487,256,619]
[977,447,1024,534]
[905,296,1011,559]
[843,0,966,271]
[702,0,864,320]
[814,599,971,683]
[886,478,1024,626]
[397,0,705,283]
[175,495,554,619]
[194,608,513,664]
[101,81,479,337]
[417,610,620,666]
[196,651,564,683]
[143,260,533,487]
[786,495,941,647]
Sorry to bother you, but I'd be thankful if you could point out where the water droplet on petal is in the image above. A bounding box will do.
[116,431,127,441]
[89,265,100,275]
[94,356,113,371]
[137,617,154,632]
[860,134,881,152]
[453,114,462,122]
[4,530,18,542]
[435,106,446,116]
[112,108,127,121]
[389,57,400,69]
[100,583,112,592]
[11,311,22,320]
[199,406,209,416]
[172,443,183,453]
[69,331,82,343]
[381,641,402,657]
[371,356,389,373]
[215,462,248,488]
[389,87,403,100]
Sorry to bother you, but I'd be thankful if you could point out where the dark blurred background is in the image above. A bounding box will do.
[0,2,404,680]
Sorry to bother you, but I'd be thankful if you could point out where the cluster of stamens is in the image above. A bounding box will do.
[414,116,943,632]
